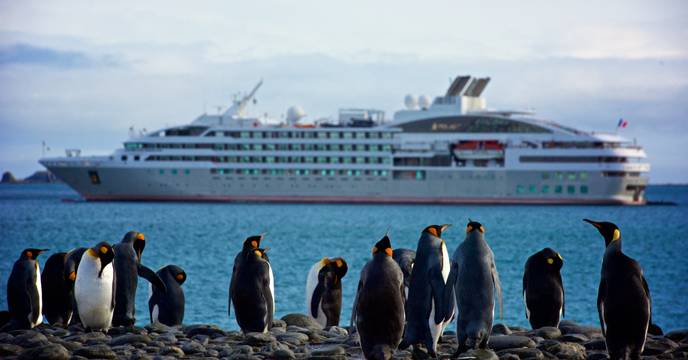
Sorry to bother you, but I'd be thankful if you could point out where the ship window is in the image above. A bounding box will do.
[355,132,366,139]
[240,132,250,138]
[416,171,425,180]
[580,185,589,194]
[382,145,392,151]
[321,170,327,176]
[355,145,366,151]
[556,172,564,180]
[516,185,525,194]
[343,157,352,164]
[253,144,263,150]
[184,169,190,175]
[159,169,165,175]
[356,157,365,164]
[542,185,550,193]
[567,185,575,194]
[316,144,326,151]
[529,185,537,193]
[343,144,353,151]
[347,170,353,176]
[382,133,392,139]
[303,169,310,175]
[331,157,339,163]
[555,185,563,194]
[88,171,101,185]
[304,144,314,151]
[121,155,127,161]
[354,170,362,176]
[330,144,340,151]
[318,132,327,139]
[567,173,577,181]
[134,155,140,161]
[317,157,327,163]
[580,172,588,180]
[399,116,552,133]
[343,132,353,139]
[172,169,178,175]
[304,157,314,163]
[542,172,550,180]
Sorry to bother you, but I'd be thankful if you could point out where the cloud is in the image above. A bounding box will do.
[0,43,121,68]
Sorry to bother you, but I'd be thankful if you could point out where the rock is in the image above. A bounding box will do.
[310,345,347,358]
[12,331,49,347]
[23,170,58,183]
[64,331,109,343]
[191,334,210,345]
[18,343,70,360]
[462,348,499,360]
[0,332,14,343]
[546,342,586,360]
[145,322,177,334]
[643,337,679,356]
[272,319,288,328]
[110,333,152,346]
[0,343,23,356]
[488,335,536,351]
[281,313,322,329]
[560,333,589,343]
[245,332,276,346]
[558,321,602,337]
[535,327,561,339]
[273,348,296,359]
[586,352,609,360]
[277,332,310,345]
[666,329,688,342]
[325,326,348,336]
[492,323,512,335]
[181,341,206,354]
[2,171,20,183]
[584,338,607,350]
[497,353,519,360]
[73,344,118,359]
[497,347,544,359]
[155,333,177,344]
[182,324,227,338]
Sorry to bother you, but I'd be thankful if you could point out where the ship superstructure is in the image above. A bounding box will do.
[41,76,649,204]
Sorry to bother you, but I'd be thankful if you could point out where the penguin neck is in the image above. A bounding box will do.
[604,238,622,254]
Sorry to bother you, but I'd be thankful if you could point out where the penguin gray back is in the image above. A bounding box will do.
[5,248,47,330]
[41,252,71,326]
[392,248,415,298]
[149,265,186,326]
[447,221,502,353]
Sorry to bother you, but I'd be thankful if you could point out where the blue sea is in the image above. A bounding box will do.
[1,184,687,332]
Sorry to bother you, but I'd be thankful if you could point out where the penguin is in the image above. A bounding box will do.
[4,248,48,330]
[352,235,405,360]
[148,265,186,326]
[399,224,454,358]
[113,231,166,327]
[228,235,274,333]
[305,257,348,328]
[74,241,116,331]
[522,248,565,329]
[444,221,503,355]
[392,248,415,301]
[584,219,651,360]
[41,252,73,326]
[64,247,87,325]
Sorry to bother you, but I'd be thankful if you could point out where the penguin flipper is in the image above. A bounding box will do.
[310,282,325,318]
[490,255,503,320]
[138,264,167,294]
[430,267,446,324]
[597,278,606,336]
[350,280,362,329]
[442,263,458,322]
[263,274,274,330]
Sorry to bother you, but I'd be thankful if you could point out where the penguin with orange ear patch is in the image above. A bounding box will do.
[523,248,565,329]
[353,235,405,360]
[399,224,454,358]
[306,257,348,328]
[41,252,73,326]
[4,248,48,330]
[149,265,186,326]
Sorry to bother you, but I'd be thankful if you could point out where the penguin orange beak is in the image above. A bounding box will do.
[583,219,601,228]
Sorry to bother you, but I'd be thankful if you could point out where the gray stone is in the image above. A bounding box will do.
[12,331,49,347]
[73,344,118,359]
[0,332,14,343]
[145,322,177,334]
[535,326,561,339]
[586,352,610,360]
[273,348,296,359]
[488,335,536,351]
[558,322,602,338]
[110,333,152,346]
[643,338,679,356]
[272,319,287,328]
[182,324,227,338]
[665,329,688,342]
[64,331,109,343]
[0,343,23,356]
[462,348,499,360]
[560,333,589,343]
[159,345,185,356]
[281,313,322,330]
[492,323,512,335]
[310,344,347,358]
[205,348,220,357]
[584,338,607,350]
[245,332,276,346]
[497,353,519,360]
[181,341,206,354]
[155,333,177,344]
[324,326,348,336]
[547,342,586,360]
[497,347,544,359]
[18,343,70,360]
[277,332,310,345]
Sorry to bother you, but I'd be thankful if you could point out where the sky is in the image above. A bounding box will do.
[0,0,687,182]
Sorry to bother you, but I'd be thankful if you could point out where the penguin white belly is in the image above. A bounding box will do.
[32,265,43,327]
[148,283,158,323]
[265,262,275,333]
[524,291,531,320]
[438,242,454,331]
[428,302,442,351]
[75,258,114,330]
[314,300,327,328]
[305,262,323,318]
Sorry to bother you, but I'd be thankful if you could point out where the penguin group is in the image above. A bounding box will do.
[1,231,186,332]
[3,219,658,360]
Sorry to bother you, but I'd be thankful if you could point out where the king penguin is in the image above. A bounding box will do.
[305,257,348,328]
[74,241,116,331]
[113,231,166,327]
[584,219,652,360]
[399,224,454,358]
[352,235,405,360]
[229,235,274,333]
[41,252,73,326]
[4,248,48,330]
[149,265,186,326]
[523,247,565,329]
[64,247,87,325]
[445,221,503,355]
[392,248,415,301]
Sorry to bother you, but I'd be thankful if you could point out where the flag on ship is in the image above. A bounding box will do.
[617,118,628,128]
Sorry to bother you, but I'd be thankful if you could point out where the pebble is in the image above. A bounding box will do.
[73,344,118,359]
[18,343,70,360]
[281,313,322,329]
[110,333,152,346]
[181,340,206,354]
[310,344,347,358]
[492,323,512,335]
[462,348,499,360]
[489,334,536,350]
[536,326,562,339]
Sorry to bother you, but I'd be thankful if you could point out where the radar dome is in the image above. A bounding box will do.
[404,94,417,110]
[286,106,306,124]
[418,95,431,110]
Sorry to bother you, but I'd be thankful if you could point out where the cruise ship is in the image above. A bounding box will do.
[40,76,650,205]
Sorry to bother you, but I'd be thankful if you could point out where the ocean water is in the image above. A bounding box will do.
[1,184,687,332]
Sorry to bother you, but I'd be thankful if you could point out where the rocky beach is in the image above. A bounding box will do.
[0,315,686,360]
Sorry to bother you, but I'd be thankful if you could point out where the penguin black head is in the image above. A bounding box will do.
[466,220,485,234]
[19,248,48,261]
[423,224,450,238]
[329,257,348,279]
[91,242,115,277]
[243,235,263,250]
[583,219,621,247]
[372,235,393,257]
[538,247,564,270]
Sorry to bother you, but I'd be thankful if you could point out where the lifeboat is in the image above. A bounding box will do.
[452,140,504,159]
